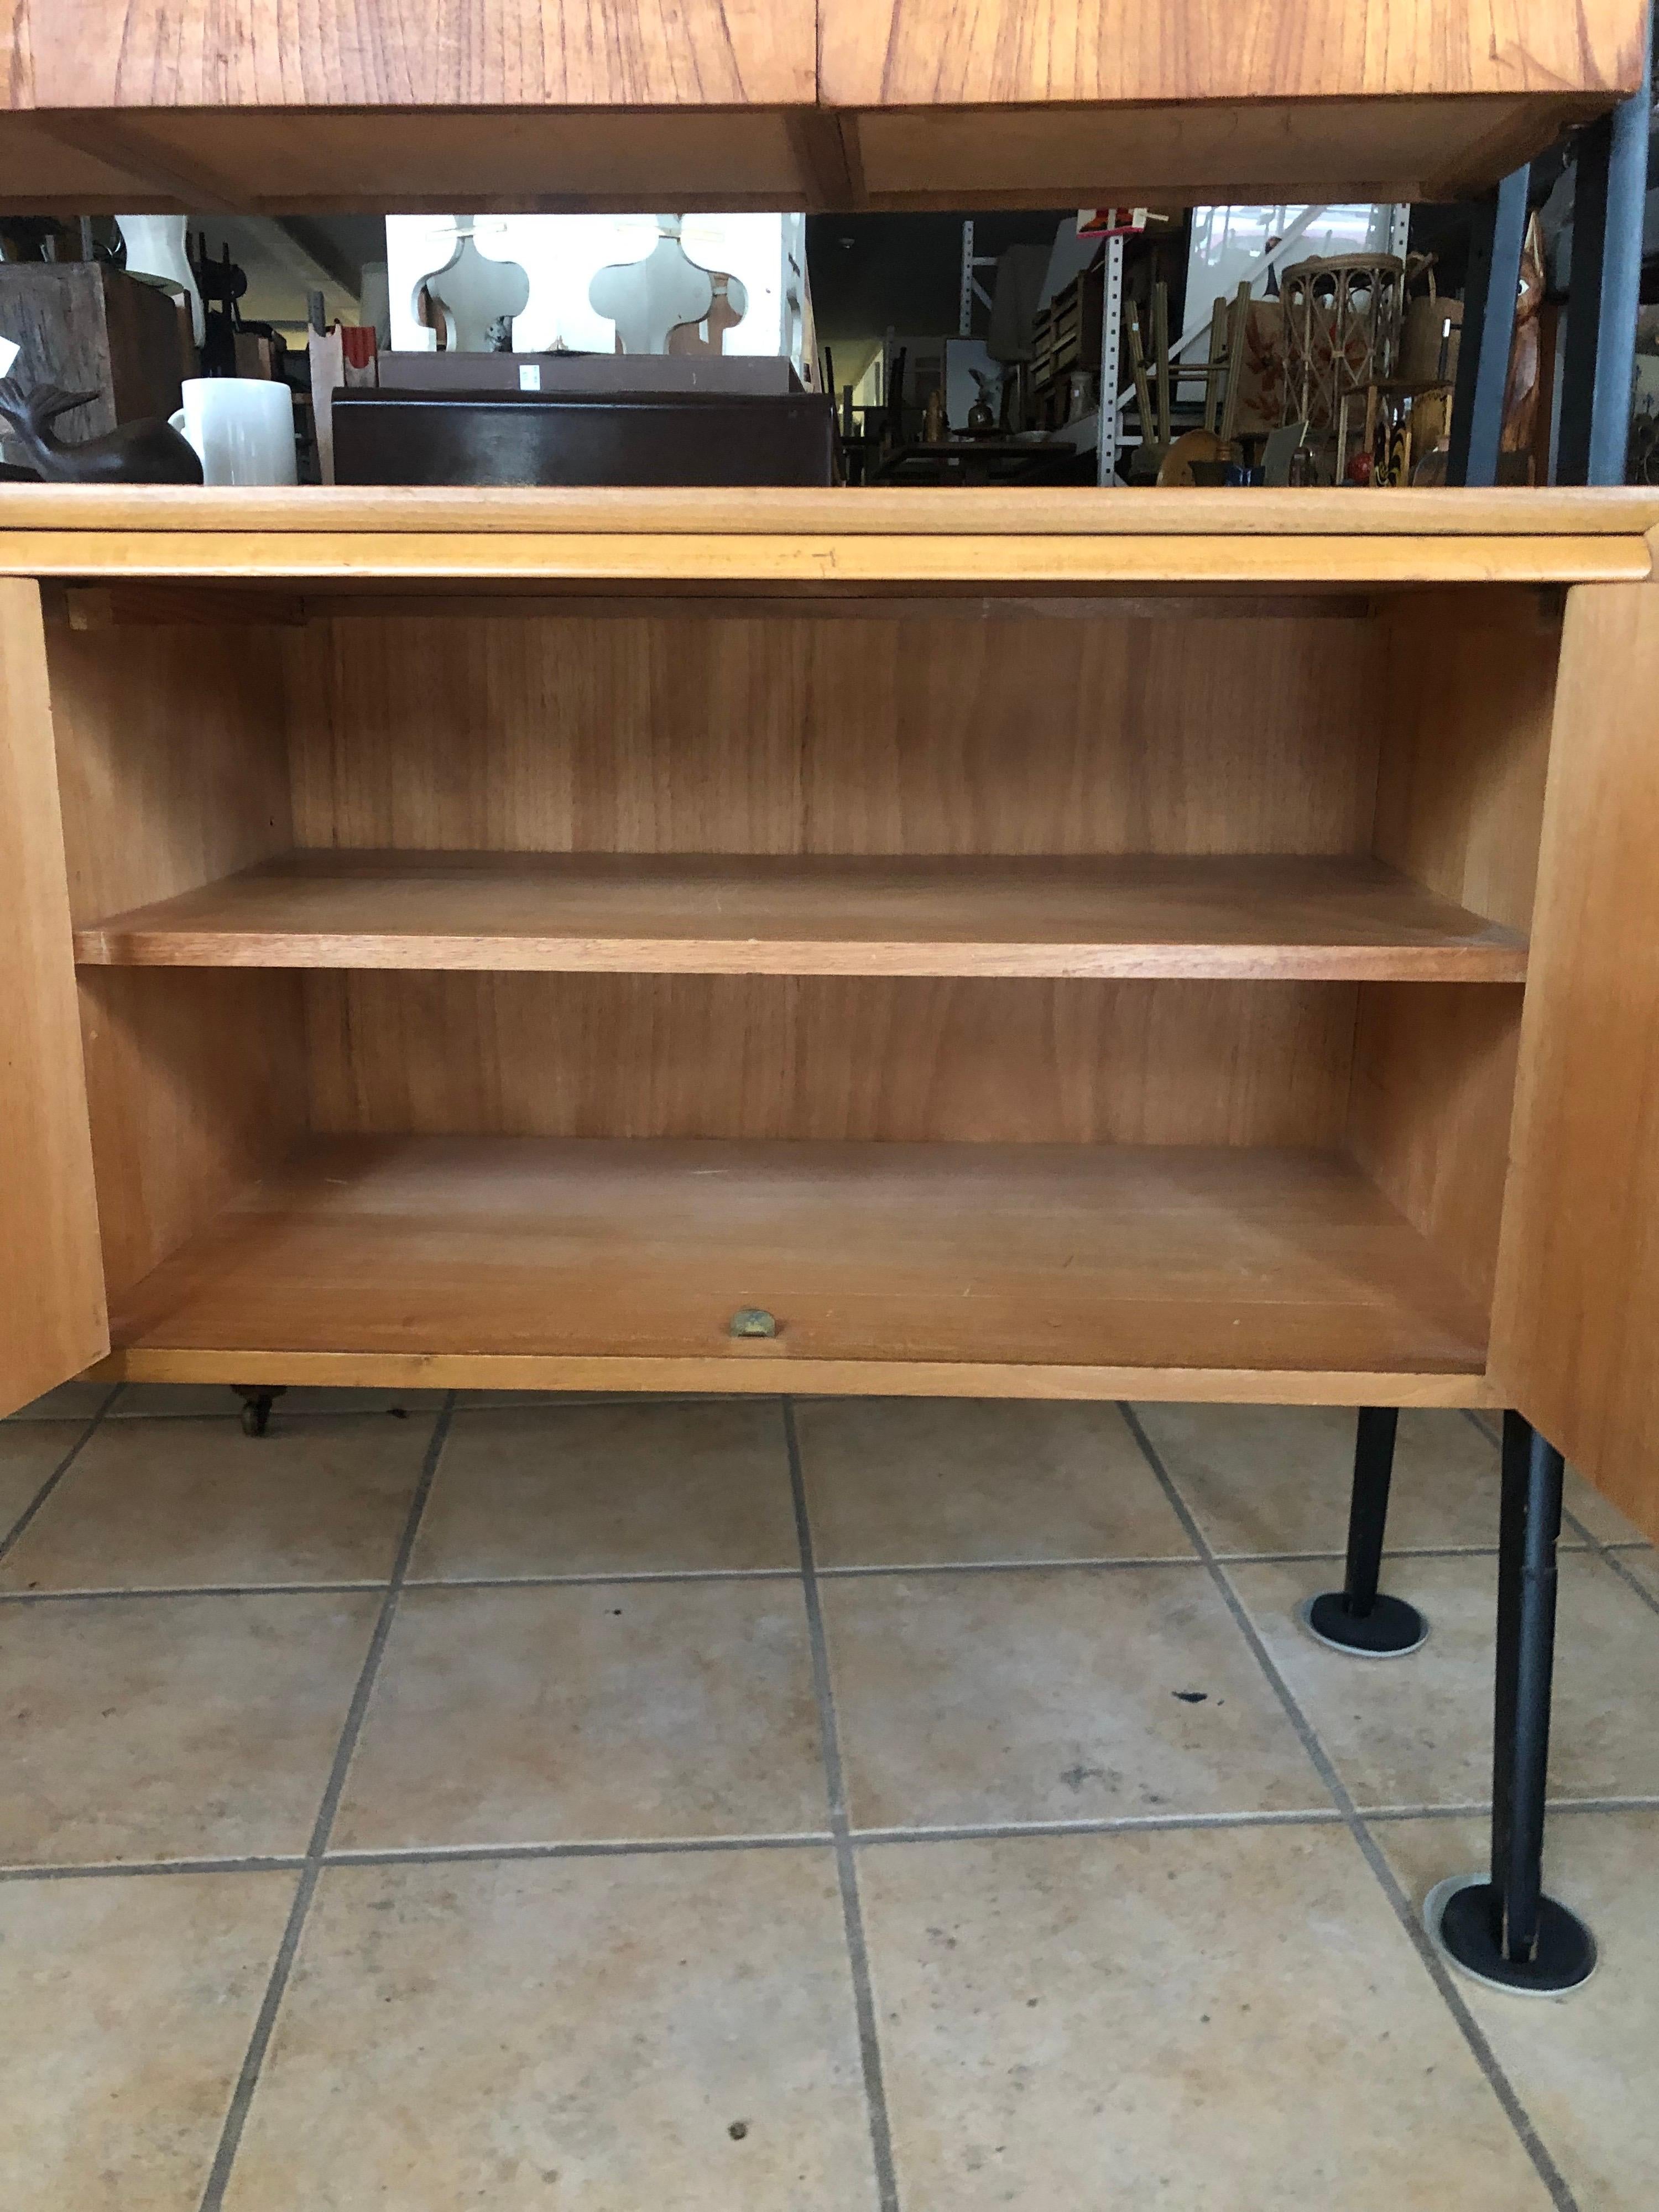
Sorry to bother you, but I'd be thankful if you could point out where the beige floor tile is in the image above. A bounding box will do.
[824,1566,1319,1829]
[6,1379,111,1422]
[221,1850,875,2212]
[108,1384,447,1418]
[1132,1402,1514,1556]
[0,1424,76,1540]
[1228,1551,1659,1808]
[332,1580,826,1849]
[0,1415,433,1593]
[1563,1468,1655,1547]
[0,1593,378,1865]
[799,1399,1193,1568]
[0,1869,293,2211]
[411,1400,796,1579]
[859,1824,1553,2211]
[1377,1811,1659,2212]
[1614,1547,1659,1603]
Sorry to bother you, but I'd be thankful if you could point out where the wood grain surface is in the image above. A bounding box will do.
[819,0,1646,107]
[1492,577,1659,1541]
[0,577,107,1412]
[106,1135,1493,1386]
[74,851,1528,980]
[19,0,816,107]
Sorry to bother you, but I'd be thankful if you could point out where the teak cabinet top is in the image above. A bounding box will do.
[0,0,1645,211]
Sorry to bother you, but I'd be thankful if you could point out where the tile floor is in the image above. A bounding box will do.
[2,1385,1657,2210]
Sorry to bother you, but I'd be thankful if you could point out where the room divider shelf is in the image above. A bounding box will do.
[102,1135,1494,1401]
[72,851,1528,982]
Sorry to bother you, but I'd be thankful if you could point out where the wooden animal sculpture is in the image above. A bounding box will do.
[0,378,203,483]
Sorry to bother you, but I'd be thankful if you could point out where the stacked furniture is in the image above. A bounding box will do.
[1,0,1654,1999]
[0,2,1644,212]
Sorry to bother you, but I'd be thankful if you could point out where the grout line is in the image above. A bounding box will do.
[1119,1403,1582,2212]
[0,1385,122,1563]
[815,1554,1199,1577]
[0,1580,389,1603]
[852,1807,1343,1846]
[401,1566,801,1590]
[195,1392,457,2212]
[1559,1504,1659,1620]
[1213,1543,1510,1566]
[1464,1408,1502,1450]
[322,1832,836,1868]
[0,1853,307,1883]
[1363,1794,1659,1823]
[784,1399,901,2212]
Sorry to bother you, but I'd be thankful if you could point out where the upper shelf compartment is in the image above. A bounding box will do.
[0,0,1642,212]
[73,852,1528,981]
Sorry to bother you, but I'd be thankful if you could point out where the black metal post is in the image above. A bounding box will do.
[1428,1412,1596,1993]
[1558,5,1652,485]
[1301,1408,1427,1657]
[1446,164,1530,488]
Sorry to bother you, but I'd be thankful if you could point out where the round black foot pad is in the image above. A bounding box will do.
[1300,1590,1428,1658]
[1425,1875,1597,1996]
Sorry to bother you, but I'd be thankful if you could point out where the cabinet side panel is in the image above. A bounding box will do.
[1491,578,1659,1540]
[48,615,304,1305]
[0,577,108,1411]
[304,972,1358,1146]
[285,609,1383,859]
[1346,982,1521,1313]
[1374,588,1558,933]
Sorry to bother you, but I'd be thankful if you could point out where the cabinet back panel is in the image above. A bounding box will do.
[285,612,1384,859]
[303,972,1358,1146]
[1374,590,1559,935]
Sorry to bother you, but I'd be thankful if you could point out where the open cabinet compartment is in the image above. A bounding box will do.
[45,572,1561,1402]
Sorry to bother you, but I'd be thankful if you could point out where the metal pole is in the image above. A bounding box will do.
[1426,1411,1595,1994]
[1490,1411,1566,1959]
[1446,164,1529,487]
[1301,1408,1426,1657]
[1589,12,1650,483]
[1098,234,1123,486]
[1342,1406,1399,1619]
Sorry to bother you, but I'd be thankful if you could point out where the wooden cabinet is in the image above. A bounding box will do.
[0,0,1645,209]
[3,484,1658,1545]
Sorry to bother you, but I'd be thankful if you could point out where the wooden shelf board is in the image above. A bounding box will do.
[73,853,1528,982]
[107,1135,1493,1399]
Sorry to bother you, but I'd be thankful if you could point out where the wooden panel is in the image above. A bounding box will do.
[284,611,1383,859]
[77,969,310,1305]
[46,619,294,926]
[75,852,1528,982]
[8,106,815,215]
[1374,589,1559,933]
[25,1,816,106]
[1,486,1655,540]
[847,95,1608,208]
[0,576,107,1414]
[1491,577,1659,1541]
[1347,983,1522,1313]
[303,973,1359,1146]
[106,1135,1491,1385]
[45,617,304,1303]
[1,531,1642,590]
[820,0,1645,106]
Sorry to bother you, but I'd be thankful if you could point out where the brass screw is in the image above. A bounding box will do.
[729,1307,778,1339]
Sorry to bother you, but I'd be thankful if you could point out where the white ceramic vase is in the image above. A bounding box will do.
[117,215,205,347]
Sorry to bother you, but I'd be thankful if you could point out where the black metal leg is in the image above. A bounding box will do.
[1445,163,1529,488]
[1557,3,1652,485]
[1301,1408,1428,1657]
[232,1383,285,1437]
[1426,1412,1596,1994]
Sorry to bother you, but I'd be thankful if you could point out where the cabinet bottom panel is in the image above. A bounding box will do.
[98,1136,1494,1405]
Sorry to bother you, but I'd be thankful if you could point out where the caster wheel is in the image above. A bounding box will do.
[232,1385,284,1438]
